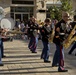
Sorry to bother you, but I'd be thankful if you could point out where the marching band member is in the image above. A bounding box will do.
[0,28,12,58]
[52,12,69,72]
[68,15,76,56]
[0,29,4,66]
[28,16,39,53]
[40,18,52,63]
[0,29,6,58]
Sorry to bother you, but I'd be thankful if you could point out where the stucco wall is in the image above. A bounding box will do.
[72,0,76,10]
[0,0,75,21]
[36,0,47,22]
[0,0,11,17]
[72,0,76,14]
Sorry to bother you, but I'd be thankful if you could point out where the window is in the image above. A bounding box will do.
[11,7,34,12]
[10,13,14,19]
[12,0,34,5]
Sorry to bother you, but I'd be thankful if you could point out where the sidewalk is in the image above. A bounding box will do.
[0,39,76,75]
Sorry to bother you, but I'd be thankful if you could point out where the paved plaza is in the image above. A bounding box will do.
[0,39,76,75]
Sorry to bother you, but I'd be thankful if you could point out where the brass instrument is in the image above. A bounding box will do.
[63,25,76,49]
[7,30,24,34]
[36,20,44,26]
[49,27,55,43]
[39,22,44,25]
[64,36,76,49]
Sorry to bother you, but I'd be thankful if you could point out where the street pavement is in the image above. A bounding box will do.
[0,39,76,75]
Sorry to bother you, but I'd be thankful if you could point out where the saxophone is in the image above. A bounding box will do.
[65,36,76,49]
[63,25,76,49]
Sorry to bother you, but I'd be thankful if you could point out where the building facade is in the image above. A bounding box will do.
[0,0,61,22]
[72,0,76,15]
[0,0,75,22]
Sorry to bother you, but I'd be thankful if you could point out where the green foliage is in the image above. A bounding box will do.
[60,0,72,12]
[48,0,72,20]
[48,6,62,20]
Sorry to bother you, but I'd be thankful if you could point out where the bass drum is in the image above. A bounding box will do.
[0,17,15,30]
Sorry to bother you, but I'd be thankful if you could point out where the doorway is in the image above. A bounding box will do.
[15,13,29,21]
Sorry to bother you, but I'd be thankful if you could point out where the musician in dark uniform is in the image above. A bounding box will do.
[0,28,12,58]
[68,15,76,56]
[28,17,39,53]
[52,12,69,72]
[0,29,6,58]
[0,32,4,66]
[27,16,33,39]
[40,18,52,63]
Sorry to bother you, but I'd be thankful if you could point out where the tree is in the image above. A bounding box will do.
[60,0,72,13]
[48,0,72,20]
[49,6,61,20]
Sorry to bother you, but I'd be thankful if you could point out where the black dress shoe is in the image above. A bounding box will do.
[0,64,4,66]
[32,51,37,53]
[44,60,51,63]
[2,55,6,58]
[58,69,68,72]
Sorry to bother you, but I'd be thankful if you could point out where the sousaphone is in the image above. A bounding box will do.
[0,17,15,30]
[0,17,24,35]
